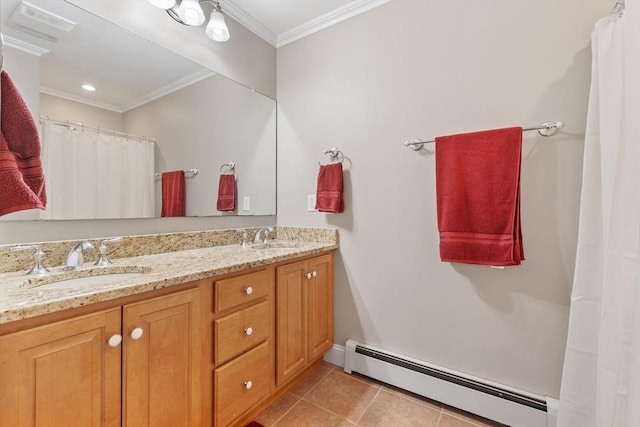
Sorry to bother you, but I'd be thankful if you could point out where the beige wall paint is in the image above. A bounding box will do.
[124,75,276,217]
[276,0,611,397]
[40,94,125,131]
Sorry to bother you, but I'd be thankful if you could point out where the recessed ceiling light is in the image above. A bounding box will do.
[82,84,96,92]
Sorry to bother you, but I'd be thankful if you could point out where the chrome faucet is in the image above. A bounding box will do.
[63,240,95,270]
[254,227,274,244]
[236,229,250,249]
[94,237,123,266]
[10,244,50,275]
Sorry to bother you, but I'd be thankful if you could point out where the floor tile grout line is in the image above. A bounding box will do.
[436,407,444,427]
[300,395,358,425]
[294,364,338,399]
[379,384,444,412]
[353,385,383,426]
[270,396,302,427]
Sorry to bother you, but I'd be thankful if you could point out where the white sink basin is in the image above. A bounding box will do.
[251,242,303,251]
[19,266,152,290]
[36,272,146,290]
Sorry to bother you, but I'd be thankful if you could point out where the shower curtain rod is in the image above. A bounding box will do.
[39,115,156,143]
[403,121,564,150]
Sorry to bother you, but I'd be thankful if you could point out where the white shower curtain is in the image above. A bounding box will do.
[558,4,640,427]
[40,122,155,219]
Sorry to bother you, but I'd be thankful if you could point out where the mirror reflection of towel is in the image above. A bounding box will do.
[161,171,186,217]
[315,163,344,213]
[0,70,47,216]
[435,127,524,266]
[217,174,236,211]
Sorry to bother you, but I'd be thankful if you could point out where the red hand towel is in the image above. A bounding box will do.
[161,171,186,217]
[216,174,236,211]
[315,163,344,213]
[435,127,524,266]
[0,70,47,216]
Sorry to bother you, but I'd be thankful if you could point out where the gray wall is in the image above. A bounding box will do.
[276,0,611,397]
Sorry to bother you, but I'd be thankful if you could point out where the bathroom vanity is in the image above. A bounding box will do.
[0,227,336,427]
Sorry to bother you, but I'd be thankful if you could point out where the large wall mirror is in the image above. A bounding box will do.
[0,0,276,220]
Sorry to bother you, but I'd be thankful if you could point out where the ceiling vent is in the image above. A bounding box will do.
[8,1,76,42]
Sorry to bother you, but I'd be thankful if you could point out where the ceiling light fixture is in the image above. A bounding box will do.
[81,84,96,92]
[148,0,230,42]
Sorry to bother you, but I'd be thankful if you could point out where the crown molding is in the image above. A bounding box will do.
[122,68,216,111]
[219,0,391,48]
[218,0,278,46]
[3,35,49,56]
[40,86,123,113]
[41,69,215,114]
[277,0,393,47]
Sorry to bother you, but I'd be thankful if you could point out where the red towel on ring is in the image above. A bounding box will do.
[0,70,47,216]
[216,174,236,211]
[315,163,344,213]
[435,127,524,266]
[161,171,186,217]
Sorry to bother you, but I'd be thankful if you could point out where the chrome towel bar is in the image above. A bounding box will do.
[403,121,564,151]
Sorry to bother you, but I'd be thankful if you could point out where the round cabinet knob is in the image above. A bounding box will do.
[108,334,123,348]
[244,380,253,390]
[244,286,253,295]
[130,327,144,340]
[312,271,317,277]
[305,272,312,279]
[244,327,253,336]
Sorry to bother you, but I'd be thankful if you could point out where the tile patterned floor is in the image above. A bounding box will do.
[252,362,507,427]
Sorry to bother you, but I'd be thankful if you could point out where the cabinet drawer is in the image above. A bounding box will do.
[215,341,270,427]
[215,300,270,366]
[215,269,271,312]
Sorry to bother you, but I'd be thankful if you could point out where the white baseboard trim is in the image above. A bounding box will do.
[324,344,346,367]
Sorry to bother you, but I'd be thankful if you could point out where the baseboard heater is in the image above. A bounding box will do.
[344,340,550,427]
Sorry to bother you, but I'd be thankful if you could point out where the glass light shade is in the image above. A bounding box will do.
[148,0,176,9]
[178,0,205,26]
[205,10,230,42]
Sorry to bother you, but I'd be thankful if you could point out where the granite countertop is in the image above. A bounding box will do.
[0,239,337,325]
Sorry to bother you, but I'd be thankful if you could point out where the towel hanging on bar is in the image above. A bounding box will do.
[403,121,564,150]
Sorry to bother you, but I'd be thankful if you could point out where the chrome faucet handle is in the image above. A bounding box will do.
[254,227,274,244]
[63,240,95,271]
[10,244,50,275]
[95,237,123,266]
[235,229,249,249]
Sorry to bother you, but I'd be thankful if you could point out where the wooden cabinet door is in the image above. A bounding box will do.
[276,259,308,385]
[0,308,121,427]
[308,253,334,360]
[123,288,202,427]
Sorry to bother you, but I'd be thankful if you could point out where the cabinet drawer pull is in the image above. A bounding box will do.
[107,334,123,347]
[305,272,312,280]
[244,286,254,295]
[244,327,253,336]
[312,271,317,277]
[130,327,144,340]
[244,380,253,390]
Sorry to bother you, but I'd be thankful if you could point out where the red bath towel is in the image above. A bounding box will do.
[315,163,344,213]
[161,171,186,217]
[435,127,524,266]
[216,174,236,211]
[0,70,47,216]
